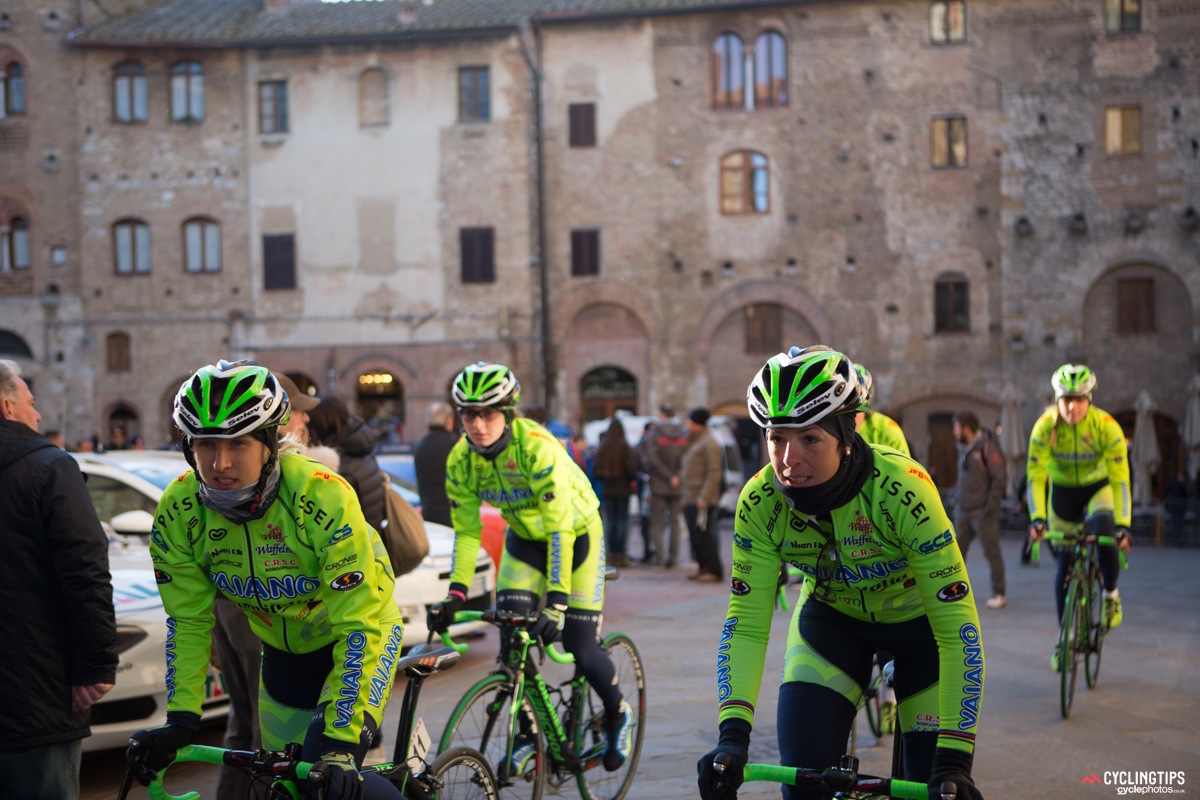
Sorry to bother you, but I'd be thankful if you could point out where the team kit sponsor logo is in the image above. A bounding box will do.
[716,616,737,703]
[154,569,172,584]
[325,554,359,571]
[211,571,321,600]
[937,581,970,602]
[334,630,366,728]
[958,623,982,731]
[209,528,228,541]
[330,571,365,591]
[731,578,751,596]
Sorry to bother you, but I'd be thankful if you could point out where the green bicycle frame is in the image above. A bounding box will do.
[142,744,315,800]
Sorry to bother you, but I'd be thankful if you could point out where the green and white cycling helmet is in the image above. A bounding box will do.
[1051,363,1096,400]
[452,361,521,409]
[747,345,864,429]
[173,359,291,439]
[854,363,875,407]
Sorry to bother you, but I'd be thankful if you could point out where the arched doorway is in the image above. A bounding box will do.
[107,403,140,449]
[579,366,638,423]
[357,370,405,443]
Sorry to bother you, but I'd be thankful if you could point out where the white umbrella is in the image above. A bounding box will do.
[1130,389,1161,505]
[1183,374,1200,477]
[998,383,1025,498]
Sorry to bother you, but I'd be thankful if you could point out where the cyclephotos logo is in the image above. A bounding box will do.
[1082,771,1187,795]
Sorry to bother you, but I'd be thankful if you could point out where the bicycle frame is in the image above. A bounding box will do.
[442,610,606,775]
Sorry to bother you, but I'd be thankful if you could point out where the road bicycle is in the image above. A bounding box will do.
[863,658,896,741]
[118,643,499,800]
[1032,524,1127,719]
[710,752,956,799]
[436,608,646,800]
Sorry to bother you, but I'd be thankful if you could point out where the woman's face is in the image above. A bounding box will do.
[192,435,270,490]
[460,407,506,449]
[1057,396,1090,425]
[767,425,844,489]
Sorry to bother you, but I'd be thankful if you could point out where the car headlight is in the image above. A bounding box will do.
[115,623,149,654]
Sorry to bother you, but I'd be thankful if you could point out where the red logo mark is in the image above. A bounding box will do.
[1082,773,1101,785]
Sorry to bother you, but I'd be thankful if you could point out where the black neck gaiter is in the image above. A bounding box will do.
[775,433,873,518]
[468,424,513,461]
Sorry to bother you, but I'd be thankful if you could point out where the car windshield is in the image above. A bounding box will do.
[122,460,189,490]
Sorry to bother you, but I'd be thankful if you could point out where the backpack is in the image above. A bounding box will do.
[378,473,430,578]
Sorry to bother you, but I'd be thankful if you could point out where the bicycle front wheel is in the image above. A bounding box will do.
[425,745,501,800]
[572,632,647,800]
[440,674,545,800]
[1085,564,1104,689]
[1059,577,1084,719]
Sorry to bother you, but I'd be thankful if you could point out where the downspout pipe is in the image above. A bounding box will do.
[517,16,551,411]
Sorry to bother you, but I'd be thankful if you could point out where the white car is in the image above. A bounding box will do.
[73,450,495,751]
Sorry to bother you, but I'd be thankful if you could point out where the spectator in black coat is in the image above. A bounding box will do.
[308,397,387,533]
[414,402,459,526]
[0,359,117,799]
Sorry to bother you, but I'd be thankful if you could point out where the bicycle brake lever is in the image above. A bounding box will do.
[939,779,958,800]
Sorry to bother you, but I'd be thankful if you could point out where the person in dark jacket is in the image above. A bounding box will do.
[647,403,688,568]
[414,401,459,526]
[308,396,387,532]
[0,359,117,799]
[593,417,640,567]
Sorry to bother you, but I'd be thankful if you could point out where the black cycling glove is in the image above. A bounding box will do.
[307,750,363,800]
[696,719,750,800]
[127,714,199,784]
[427,591,465,634]
[928,747,984,800]
[527,603,567,645]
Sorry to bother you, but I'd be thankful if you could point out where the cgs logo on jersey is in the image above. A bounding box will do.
[731,578,751,596]
[733,533,754,551]
[330,571,365,591]
[918,529,953,555]
[937,581,970,602]
[533,466,552,480]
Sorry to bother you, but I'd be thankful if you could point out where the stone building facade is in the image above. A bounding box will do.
[1,0,1196,494]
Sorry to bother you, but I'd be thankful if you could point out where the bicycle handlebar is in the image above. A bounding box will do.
[133,744,315,800]
[1030,530,1129,568]
[439,609,575,663]
[712,753,940,800]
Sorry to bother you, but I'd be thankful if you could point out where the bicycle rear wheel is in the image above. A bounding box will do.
[425,745,502,800]
[1085,564,1105,689]
[440,674,545,800]
[1059,577,1083,719]
[572,633,647,800]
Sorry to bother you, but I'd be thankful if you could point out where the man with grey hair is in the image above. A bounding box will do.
[414,401,459,526]
[0,360,117,798]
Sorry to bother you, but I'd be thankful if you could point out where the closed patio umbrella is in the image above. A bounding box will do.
[1130,389,1161,505]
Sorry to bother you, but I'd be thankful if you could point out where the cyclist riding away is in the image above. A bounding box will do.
[128,360,405,800]
[1026,364,1132,670]
[427,362,634,773]
[697,346,985,800]
[853,363,911,456]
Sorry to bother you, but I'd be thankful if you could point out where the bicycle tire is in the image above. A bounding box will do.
[572,633,647,800]
[440,673,545,800]
[424,745,502,800]
[1059,576,1083,719]
[1085,562,1104,689]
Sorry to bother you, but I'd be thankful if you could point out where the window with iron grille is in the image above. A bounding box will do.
[571,229,600,276]
[458,66,490,123]
[460,227,495,284]
[263,233,296,290]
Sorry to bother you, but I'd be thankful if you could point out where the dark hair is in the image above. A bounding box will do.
[954,411,980,433]
[307,397,353,447]
[594,418,633,476]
